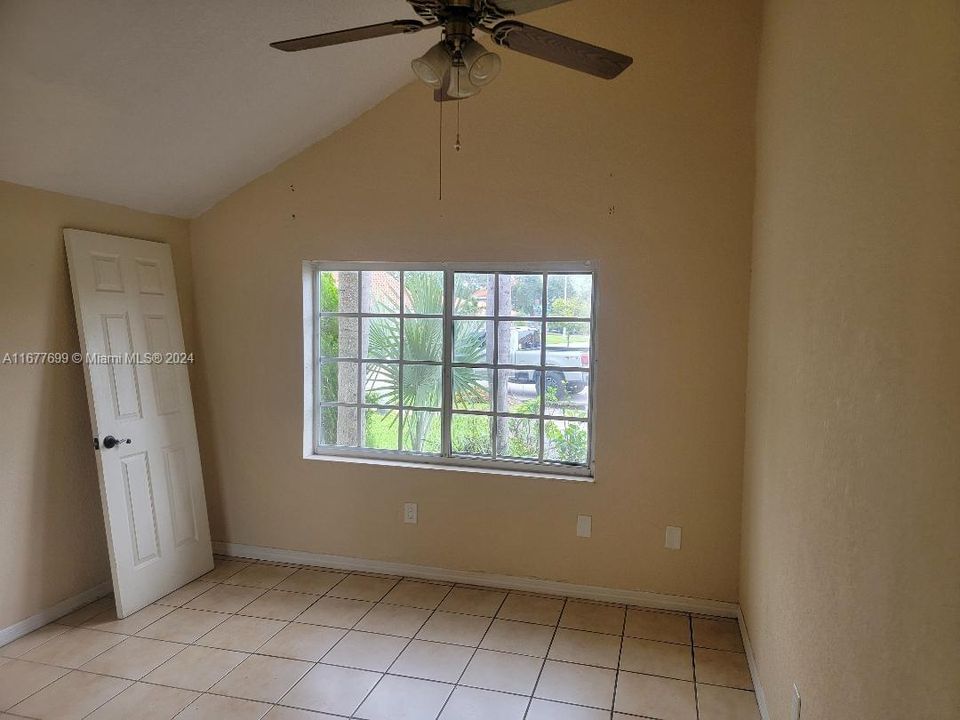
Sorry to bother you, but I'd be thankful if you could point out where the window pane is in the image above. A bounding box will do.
[319,361,358,404]
[497,417,540,460]
[319,270,358,313]
[453,367,493,411]
[498,274,543,317]
[453,319,494,363]
[454,273,494,316]
[402,363,442,408]
[319,405,358,447]
[362,270,401,313]
[402,410,441,454]
[544,371,589,418]
[363,317,400,359]
[403,318,443,362]
[544,419,589,465]
[497,321,541,366]
[403,271,444,314]
[452,414,492,457]
[363,408,399,450]
[315,265,593,474]
[497,370,540,415]
[546,274,592,319]
[546,321,591,362]
[319,316,358,358]
[363,362,399,406]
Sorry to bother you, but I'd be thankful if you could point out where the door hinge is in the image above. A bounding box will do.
[93,437,100,450]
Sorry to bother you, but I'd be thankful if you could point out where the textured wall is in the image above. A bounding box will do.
[0,181,194,630]
[741,1,960,717]
[188,0,761,602]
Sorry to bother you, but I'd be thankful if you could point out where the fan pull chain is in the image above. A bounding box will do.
[438,88,443,201]
[455,67,462,152]
[456,101,462,152]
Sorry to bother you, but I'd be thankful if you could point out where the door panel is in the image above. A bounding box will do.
[135,258,164,295]
[91,253,124,292]
[144,315,180,415]
[120,452,161,566]
[163,445,198,547]
[66,229,213,617]
[102,313,143,419]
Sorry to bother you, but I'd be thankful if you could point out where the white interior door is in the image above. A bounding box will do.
[65,229,213,618]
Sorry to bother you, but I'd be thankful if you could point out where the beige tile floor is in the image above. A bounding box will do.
[0,557,761,720]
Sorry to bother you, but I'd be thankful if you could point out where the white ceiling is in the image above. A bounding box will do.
[0,0,440,217]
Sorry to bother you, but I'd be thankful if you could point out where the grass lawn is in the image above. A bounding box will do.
[362,407,493,456]
[546,333,589,347]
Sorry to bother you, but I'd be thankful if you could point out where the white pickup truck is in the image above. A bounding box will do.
[506,327,589,396]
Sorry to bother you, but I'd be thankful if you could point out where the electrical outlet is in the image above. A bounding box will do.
[791,684,801,720]
[665,526,682,550]
[403,502,418,524]
[576,515,592,538]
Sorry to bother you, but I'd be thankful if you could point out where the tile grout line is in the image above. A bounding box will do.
[609,603,630,720]
[690,615,701,720]
[121,561,312,716]
[521,596,568,720]
[77,571,290,719]
[177,565,361,717]
[431,587,512,719]
[0,565,250,717]
[165,565,629,633]
[3,559,755,719]
[273,572,399,717]
[8,614,186,719]
[345,579,456,720]
[76,674,137,720]
[0,664,68,716]
[14,629,724,720]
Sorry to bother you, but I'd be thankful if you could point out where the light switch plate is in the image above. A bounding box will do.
[403,502,418,524]
[665,526,682,550]
[576,515,592,538]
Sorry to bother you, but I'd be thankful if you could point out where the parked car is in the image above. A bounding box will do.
[506,327,589,396]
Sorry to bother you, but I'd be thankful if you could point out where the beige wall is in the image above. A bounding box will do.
[0,181,194,630]
[188,0,760,602]
[741,1,960,718]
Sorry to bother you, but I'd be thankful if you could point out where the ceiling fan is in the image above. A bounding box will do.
[270,0,633,101]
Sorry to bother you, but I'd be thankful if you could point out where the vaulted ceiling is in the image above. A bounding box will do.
[0,1,445,217]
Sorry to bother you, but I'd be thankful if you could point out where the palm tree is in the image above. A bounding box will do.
[365,272,488,452]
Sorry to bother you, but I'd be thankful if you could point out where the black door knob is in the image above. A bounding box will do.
[102,435,131,449]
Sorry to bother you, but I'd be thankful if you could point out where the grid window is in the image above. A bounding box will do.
[310,264,594,477]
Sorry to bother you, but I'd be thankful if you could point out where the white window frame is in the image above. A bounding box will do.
[302,261,598,480]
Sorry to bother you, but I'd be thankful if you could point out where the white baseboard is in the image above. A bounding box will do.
[0,581,112,648]
[213,541,738,618]
[738,607,771,720]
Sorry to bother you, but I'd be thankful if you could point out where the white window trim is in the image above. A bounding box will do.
[302,261,598,481]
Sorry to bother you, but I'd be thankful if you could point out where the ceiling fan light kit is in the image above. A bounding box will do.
[461,39,502,86]
[411,38,499,99]
[270,0,633,102]
[411,42,453,88]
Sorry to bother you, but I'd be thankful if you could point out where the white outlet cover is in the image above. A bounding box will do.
[403,503,418,524]
[665,526,682,550]
[576,515,592,538]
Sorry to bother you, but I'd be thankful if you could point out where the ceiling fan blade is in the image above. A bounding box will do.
[270,20,426,52]
[489,21,633,79]
[485,0,573,17]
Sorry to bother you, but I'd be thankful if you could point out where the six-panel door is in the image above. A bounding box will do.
[65,229,213,618]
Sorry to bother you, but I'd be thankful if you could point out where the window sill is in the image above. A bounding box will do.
[303,452,595,483]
